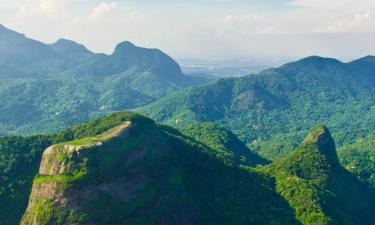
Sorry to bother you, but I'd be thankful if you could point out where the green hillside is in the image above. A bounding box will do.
[0,25,211,135]
[338,132,375,187]
[140,56,375,185]
[0,112,142,225]
[0,111,370,225]
[1,24,374,224]
[262,125,375,225]
[20,113,299,225]
[179,123,269,166]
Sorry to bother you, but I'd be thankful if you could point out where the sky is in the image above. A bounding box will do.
[1,0,375,61]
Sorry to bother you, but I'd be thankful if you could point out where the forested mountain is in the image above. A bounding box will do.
[262,125,375,225]
[0,25,61,77]
[0,25,211,135]
[1,25,375,225]
[140,56,375,185]
[0,112,371,225]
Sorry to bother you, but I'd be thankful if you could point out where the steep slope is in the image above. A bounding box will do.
[0,112,276,225]
[0,25,59,66]
[0,25,211,135]
[0,135,51,225]
[0,24,64,78]
[0,112,141,225]
[263,125,375,225]
[338,131,375,187]
[18,114,298,224]
[140,56,375,161]
[179,123,269,166]
[2,112,374,225]
[76,41,183,79]
[21,113,298,225]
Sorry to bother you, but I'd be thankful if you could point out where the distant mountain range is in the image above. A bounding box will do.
[0,25,375,225]
[0,25,212,134]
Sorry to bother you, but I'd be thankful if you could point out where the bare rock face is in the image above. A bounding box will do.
[21,122,139,225]
[39,145,74,176]
[39,121,132,176]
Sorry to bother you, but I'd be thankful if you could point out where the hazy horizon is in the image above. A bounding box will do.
[1,0,375,61]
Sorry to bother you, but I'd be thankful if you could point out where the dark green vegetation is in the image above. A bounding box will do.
[0,112,142,225]
[0,25,211,134]
[338,132,375,187]
[20,112,299,225]
[179,123,269,166]
[1,25,375,225]
[262,126,375,225]
[140,55,375,185]
[0,135,50,225]
[13,113,374,225]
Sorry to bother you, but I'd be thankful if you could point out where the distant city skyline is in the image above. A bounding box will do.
[1,0,375,61]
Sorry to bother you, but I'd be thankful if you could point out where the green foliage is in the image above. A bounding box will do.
[2,112,375,225]
[0,135,51,225]
[338,132,375,186]
[262,126,375,225]
[22,115,299,225]
[140,56,375,185]
[180,122,269,166]
[0,112,145,225]
[0,26,211,135]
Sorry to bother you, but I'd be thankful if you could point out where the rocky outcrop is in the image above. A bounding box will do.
[21,121,137,225]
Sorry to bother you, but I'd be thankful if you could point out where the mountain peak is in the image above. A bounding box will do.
[299,56,342,64]
[112,41,138,54]
[54,38,78,45]
[51,38,92,55]
[282,56,343,71]
[297,56,344,67]
[268,125,340,185]
[302,125,339,164]
[117,41,136,47]
[303,125,332,144]
[109,41,184,79]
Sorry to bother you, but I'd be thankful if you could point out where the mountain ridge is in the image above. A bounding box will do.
[139,54,375,186]
[0,25,212,135]
[20,112,299,225]
[15,114,375,225]
[263,125,375,225]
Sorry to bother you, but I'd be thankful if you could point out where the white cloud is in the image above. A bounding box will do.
[2,0,375,59]
[289,0,349,8]
[38,0,56,15]
[313,11,373,33]
[86,2,117,23]
[289,0,375,11]
[14,0,67,19]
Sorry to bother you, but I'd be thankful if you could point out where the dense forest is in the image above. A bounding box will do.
[0,112,372,225]
[0,25,211,135]
[141,56,375,186]
[0,24,374,225]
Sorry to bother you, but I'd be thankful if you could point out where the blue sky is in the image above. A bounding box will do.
[0,0,375,60]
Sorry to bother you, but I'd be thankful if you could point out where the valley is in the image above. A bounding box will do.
[0,23,374,225]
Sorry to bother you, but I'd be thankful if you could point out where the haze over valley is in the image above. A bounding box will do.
[0,1,375,225]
